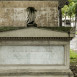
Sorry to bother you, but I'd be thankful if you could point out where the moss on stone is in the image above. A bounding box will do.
[38,27,72,33]
[0,26,73,33]
[0,27,25,32]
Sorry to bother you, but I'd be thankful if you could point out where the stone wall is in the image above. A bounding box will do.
[0,1,58,27]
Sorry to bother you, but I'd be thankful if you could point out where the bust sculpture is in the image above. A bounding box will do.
[27,7,37,27]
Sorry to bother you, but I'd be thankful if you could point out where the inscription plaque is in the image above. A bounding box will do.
[0,46,64,64]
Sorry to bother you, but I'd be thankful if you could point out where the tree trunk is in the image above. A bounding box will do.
[75,14,77,29]
[70,15,71,27]
[73,17,74,27]
[59,8,62,27]
[75,4,77,30]
[65,15,66,26]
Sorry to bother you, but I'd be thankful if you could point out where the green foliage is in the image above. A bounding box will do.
[62,0,77,17]
[62,5,69,17]
[67,2,75,16]
[70,49,77,62]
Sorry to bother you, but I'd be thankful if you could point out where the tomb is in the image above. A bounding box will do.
[0,27,75,77]
[0,0,75,77]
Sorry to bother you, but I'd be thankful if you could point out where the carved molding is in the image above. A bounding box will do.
[0,37,73,41]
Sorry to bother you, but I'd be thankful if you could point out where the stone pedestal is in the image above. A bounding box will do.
[0,27,75,77]
[0,69,73,77]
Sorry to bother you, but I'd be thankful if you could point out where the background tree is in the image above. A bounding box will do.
[67,2,74,26]
[73,0,77,26]
[62,0,77,27]
[62,5,69,25]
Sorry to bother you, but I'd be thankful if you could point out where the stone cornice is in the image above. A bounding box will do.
[0,0,68,8]
[0,37,73,41]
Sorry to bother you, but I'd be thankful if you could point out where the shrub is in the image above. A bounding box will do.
[70,49,77,62]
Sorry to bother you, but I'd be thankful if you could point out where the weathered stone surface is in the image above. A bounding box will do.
[0,1,58,27]
[0,46,64,64]
[0,69,74,77]
[0,27,71,37]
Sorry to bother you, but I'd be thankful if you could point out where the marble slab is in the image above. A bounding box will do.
[0,46,64,64]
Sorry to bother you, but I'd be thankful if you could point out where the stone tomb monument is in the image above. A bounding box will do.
[0,0,75,77]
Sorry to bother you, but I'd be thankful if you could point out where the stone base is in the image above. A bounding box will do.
[0,69,74,77]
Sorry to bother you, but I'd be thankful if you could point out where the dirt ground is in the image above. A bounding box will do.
[70,62,77,77]
[70,34,77,77]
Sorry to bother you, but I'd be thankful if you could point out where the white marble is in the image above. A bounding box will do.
[0,46,64,64]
